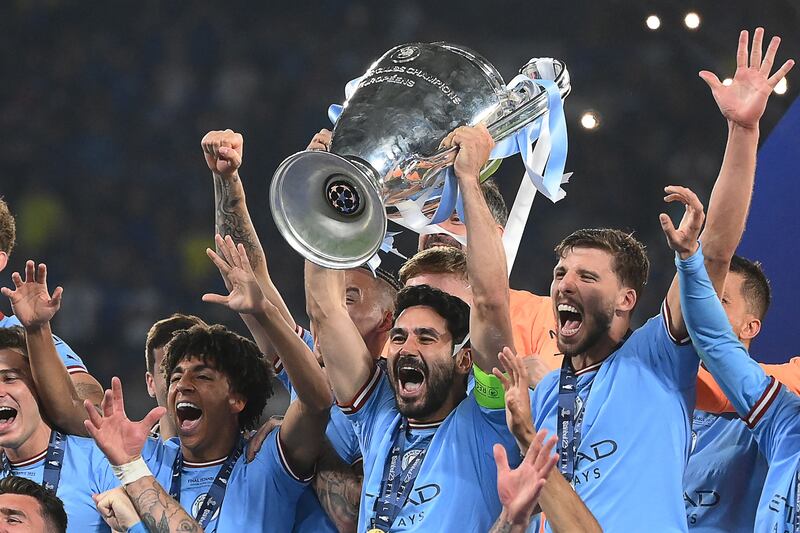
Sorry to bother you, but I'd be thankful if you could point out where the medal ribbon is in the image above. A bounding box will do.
[371,420,433,532]
[169,438,245,529]
[1,429,66,492]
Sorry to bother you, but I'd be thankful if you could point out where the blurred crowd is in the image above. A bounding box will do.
[0,0,797,417]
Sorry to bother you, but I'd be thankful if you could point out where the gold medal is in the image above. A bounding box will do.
[367,529,386,533]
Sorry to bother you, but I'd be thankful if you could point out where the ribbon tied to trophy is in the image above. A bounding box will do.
[269,43,572,273]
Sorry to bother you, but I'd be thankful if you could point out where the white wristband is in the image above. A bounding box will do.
[111,457,152,485]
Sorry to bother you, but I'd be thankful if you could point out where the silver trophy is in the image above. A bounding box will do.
[270,42,570,268]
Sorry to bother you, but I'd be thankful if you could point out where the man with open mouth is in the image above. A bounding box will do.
[525,28,794,533]
[150,301,331,532]
[0,327,119,532]
[202,128,403,533]
[305,125,595,532]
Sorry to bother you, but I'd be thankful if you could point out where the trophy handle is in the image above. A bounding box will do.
[392,59,570,191]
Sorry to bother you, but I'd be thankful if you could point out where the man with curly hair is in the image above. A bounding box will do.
[83,318,332,531]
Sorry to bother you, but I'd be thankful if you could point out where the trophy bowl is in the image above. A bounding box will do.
[270,42,570,269]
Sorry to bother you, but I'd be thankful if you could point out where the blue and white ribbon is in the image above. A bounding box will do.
[366,231,407,274]
[327,71,570,273]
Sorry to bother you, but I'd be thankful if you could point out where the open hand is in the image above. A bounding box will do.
[659,186,706,260]
[1,261,62,330]
[84,377,165,466]
[699,28,794,129]
[493,347,537,450]
[494,431,558,526]
[203,234,266,315]
[201,129,244,179]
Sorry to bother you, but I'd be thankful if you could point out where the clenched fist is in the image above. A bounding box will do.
[201,129,244,180]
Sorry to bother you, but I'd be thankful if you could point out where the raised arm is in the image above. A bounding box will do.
[441,125,515,371]
[494,348,601,533]
[305,261,374,405]
[203,237,331,477]
[1,261,95,436]
[664,28,794,339]
[201,130,296,340]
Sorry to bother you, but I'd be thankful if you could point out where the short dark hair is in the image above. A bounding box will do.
[394,284,470,348]
[555,229,650,300]
[0,476,67,533]
[399,246,468,285]
[145,314,207,373]
[161,324,273,431]
[481,179,508,227]
[0,327,27,356]
[729,255,772,320]
[0,198,15,256]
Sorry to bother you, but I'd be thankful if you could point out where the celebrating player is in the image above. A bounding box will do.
[84,237,332,532]
[202,128,400,533]
[677,26,795,532]
[0,326,119,531]
[310,127,560,370]
[669,185,799,531]
[305,125,524,532]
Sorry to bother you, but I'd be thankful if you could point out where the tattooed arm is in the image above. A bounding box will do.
[313,443,362,533]
[124,476,202,533]
[201,129,297,350]
[95,484,201,533]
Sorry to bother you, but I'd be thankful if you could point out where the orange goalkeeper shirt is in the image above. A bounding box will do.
[696,356,800,412]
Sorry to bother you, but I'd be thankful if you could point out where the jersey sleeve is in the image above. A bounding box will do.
[677,247,780,427]
[1,315,87,373]
[623,307,698,391]
[243,428,310,527]
[339,365,396,454]
[325,407,362,465]
[256,427,314,485]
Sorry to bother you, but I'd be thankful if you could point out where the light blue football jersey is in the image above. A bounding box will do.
[274,325,361,533]
[0,314,87,373]
[3,433,119,532]
[529,308,698,532]
[142,429,309,533]
[345,365,519,532]
[678,247,800,532]
[684,409,767,531]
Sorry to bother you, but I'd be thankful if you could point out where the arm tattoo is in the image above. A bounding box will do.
[74,380,104,406]
[213,175,263,269]
[313,447,362,533]
[488,519,513,533]
[129,478,200,533]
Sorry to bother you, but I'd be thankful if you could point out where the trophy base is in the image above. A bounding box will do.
[269,150,387,269]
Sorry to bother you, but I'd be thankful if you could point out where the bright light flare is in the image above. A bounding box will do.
[580,111,600,130]
[774,77,788,95]
[645,15,661,30]
[722,78,733,86]
[684,12,701,30]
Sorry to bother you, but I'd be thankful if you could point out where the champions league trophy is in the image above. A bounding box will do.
[270,42,571,269]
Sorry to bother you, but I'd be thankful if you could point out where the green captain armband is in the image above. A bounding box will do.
[473,364,505,409]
